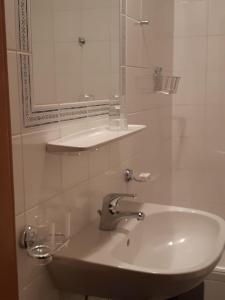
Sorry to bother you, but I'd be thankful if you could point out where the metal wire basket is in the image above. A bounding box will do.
[154,67,181,95]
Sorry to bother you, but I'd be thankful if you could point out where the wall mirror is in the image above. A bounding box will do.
[18,0,121,127]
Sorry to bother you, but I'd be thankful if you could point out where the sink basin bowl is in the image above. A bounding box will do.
[48,203,225,299]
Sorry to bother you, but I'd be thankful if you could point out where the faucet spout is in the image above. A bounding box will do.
[98,193,145,231]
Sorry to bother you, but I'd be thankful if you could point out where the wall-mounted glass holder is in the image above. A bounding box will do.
[20,222,70,265]
[154,67,181,95]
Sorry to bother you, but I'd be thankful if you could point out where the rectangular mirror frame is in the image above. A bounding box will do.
[18,0,120,127]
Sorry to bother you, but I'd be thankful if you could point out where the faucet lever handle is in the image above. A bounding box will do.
[102,193,137,215]
[109,197,120,214]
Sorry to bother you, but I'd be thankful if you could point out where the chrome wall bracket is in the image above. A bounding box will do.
[125,168,151,183]
[20,225,37,249]
[137,20,150,25]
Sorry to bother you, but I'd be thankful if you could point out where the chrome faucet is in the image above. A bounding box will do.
[98,193,145,231]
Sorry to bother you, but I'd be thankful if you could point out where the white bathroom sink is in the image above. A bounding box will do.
[48,202,225,299]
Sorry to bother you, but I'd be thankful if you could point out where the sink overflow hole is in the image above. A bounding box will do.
[127,238,130,247]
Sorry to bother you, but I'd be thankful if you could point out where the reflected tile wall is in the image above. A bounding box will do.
[30,0,116,105]
[5,0,173,299]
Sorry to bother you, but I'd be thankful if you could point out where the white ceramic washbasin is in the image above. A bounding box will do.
[48,202,225,300]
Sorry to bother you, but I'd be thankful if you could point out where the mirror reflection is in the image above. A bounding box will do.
[30,0,120,106]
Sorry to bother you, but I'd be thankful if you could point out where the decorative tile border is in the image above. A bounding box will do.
[17,0,120,127]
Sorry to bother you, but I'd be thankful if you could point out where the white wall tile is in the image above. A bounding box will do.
[172,106,205,138]
[12,135,25,215]
[173,70,206,105]
[32,42,57,105]
[54,0,81,11]
[31,0,54,44]
[82,7,111,41]
[62,152,89,189]
[125,67,155,113]
[61,181,91,235]
[174,0,208,37]
[172,136,205,171]
[126,16,151,68]
[152,37,174,71]
[205,104,225,145]
[22,272,59,300]
[15,213,26,292]
[208,36,225,72]
[89,145,110,178]
[126,0,141,20]
[208,0,225,35]
[173,169,225,219]
[83,41,112,99]
[172,170,213,209]
[82,0,112,10]
[62,181,90,236]
[173,37,207,72]
[4,0,17,49]
[152,0,174,38]
[141,0,154,21]
[206,71,225,106]
[22,129,62,210]
[54,10,81,43]
[59,118,88,137]
[7,52,21,135]
[109,130,146,169]
[55,43,82,102]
